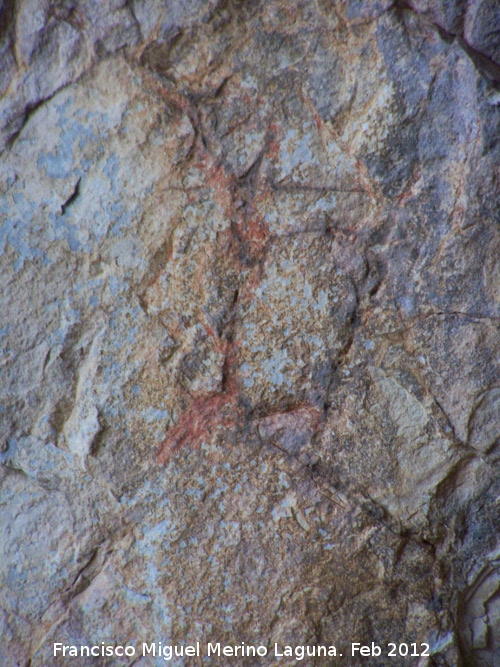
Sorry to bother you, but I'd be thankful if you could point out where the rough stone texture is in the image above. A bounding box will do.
[1,1,499,665]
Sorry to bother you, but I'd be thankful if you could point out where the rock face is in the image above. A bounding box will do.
[1,1,499,665]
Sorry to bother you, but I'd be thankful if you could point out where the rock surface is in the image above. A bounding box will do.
[1,1,499,665]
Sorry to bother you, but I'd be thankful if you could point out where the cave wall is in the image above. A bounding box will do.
[1,1,500,665]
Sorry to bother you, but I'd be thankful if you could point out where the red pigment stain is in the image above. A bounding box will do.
[157,340,242,463]
[157,315,244,463]
[157,123,282,464]
[157,388,240,463]
[156,229,256,463]
[265,123,280,160]
[235,215,269,259]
